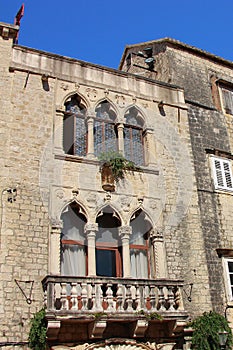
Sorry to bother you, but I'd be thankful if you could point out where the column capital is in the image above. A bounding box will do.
[50,218,63,231]
[150,228,164,241]
[86,110,95,119]
[119,225,132,238]
[56,106,65,113]
[84,223,98,234]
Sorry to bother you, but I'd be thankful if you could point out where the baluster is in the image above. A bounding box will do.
[106,283,114,311]
[61,283,69,310]
[91,283,96,311]
[143,286,149,311]
[174,286,182,310]
[47,282,55,310]
[158,286,166,311]
[95,282,103,312]
[125,284,133,311]
[116,284,124,311]
[135,284,142,311]
[81,283,88,310]
[43,289,47,309]
[71,283,78,310]
[167,286,176,311]
[149,284,156,312]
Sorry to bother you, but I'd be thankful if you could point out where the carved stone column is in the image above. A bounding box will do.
[150,229,168,278]
[54,109,65,154]
[144,128,156,167]
[85,223,98,276]
[86,113,95,159]
[119,226,132,278]
[117,123,124,154]
[49,219,63,275]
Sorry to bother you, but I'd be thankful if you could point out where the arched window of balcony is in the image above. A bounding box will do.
[124,107,144,166]
[130,209,152,278]
[94,100,117,157]
[63,94,87,156]
[96,206,122,277]
[61,202,87,276]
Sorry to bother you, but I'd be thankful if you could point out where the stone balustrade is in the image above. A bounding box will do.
[42,276,185,315]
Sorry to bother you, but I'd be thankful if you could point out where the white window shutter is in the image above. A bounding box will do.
[214,159,224,187]
[222,88,233,114]
[212,157,233,190]
[223,161,233,189]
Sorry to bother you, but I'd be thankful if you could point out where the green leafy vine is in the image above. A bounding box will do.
[28,308,47,350]
[190,311,232,350]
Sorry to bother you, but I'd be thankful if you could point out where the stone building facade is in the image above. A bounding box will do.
[0,20,233,350]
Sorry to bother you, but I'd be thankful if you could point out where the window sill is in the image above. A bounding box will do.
[54,153,159,175]
[214,187,233,195]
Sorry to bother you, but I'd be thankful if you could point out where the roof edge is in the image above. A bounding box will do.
[118,37,233,70]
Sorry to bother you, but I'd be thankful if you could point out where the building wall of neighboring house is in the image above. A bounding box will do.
[159,44,233,317]
[122,41,233,316]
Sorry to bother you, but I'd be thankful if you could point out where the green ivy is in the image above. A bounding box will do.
[190,311,233,350]
[28,308,47,350]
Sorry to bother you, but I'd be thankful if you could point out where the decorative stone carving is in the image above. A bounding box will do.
[121,196,131,212]
[75,83,80,91]
[86,193,97,207]
[84,223,98,233]
[150,229,164,240]
[119,225,132,237]
[137,196,144,205]
[104,192,112,201]
[115,95,126,108]
[72,188,79,197]
[56,189,65,199]
[83,339,158,350]
[149,199,158,209]
[104,89,109,96]
[60,83,69,91]
[50,217,63,230]
[86,88,98,101]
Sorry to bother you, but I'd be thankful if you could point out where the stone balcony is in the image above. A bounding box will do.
[42,276,188,344]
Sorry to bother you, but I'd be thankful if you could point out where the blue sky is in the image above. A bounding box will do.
[1,1,233,69]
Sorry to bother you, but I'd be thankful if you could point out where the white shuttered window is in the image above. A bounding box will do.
[221,87,233,115]
[224,258,233,300]
[212,157,233,191]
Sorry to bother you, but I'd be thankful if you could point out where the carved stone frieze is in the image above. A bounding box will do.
[83,339,158,350]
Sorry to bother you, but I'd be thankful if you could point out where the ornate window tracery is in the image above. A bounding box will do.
[94,100,117,156]
[62,95,146,165]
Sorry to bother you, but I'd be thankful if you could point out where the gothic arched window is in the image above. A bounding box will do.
[129,209,151,278]
[124,107,144,166]
[96,206,122,277]
[63,94,87,157]
[61,202,87,276]
[94,100,117,157]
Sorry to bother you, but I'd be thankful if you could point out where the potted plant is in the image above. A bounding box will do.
[98,151,141,192]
